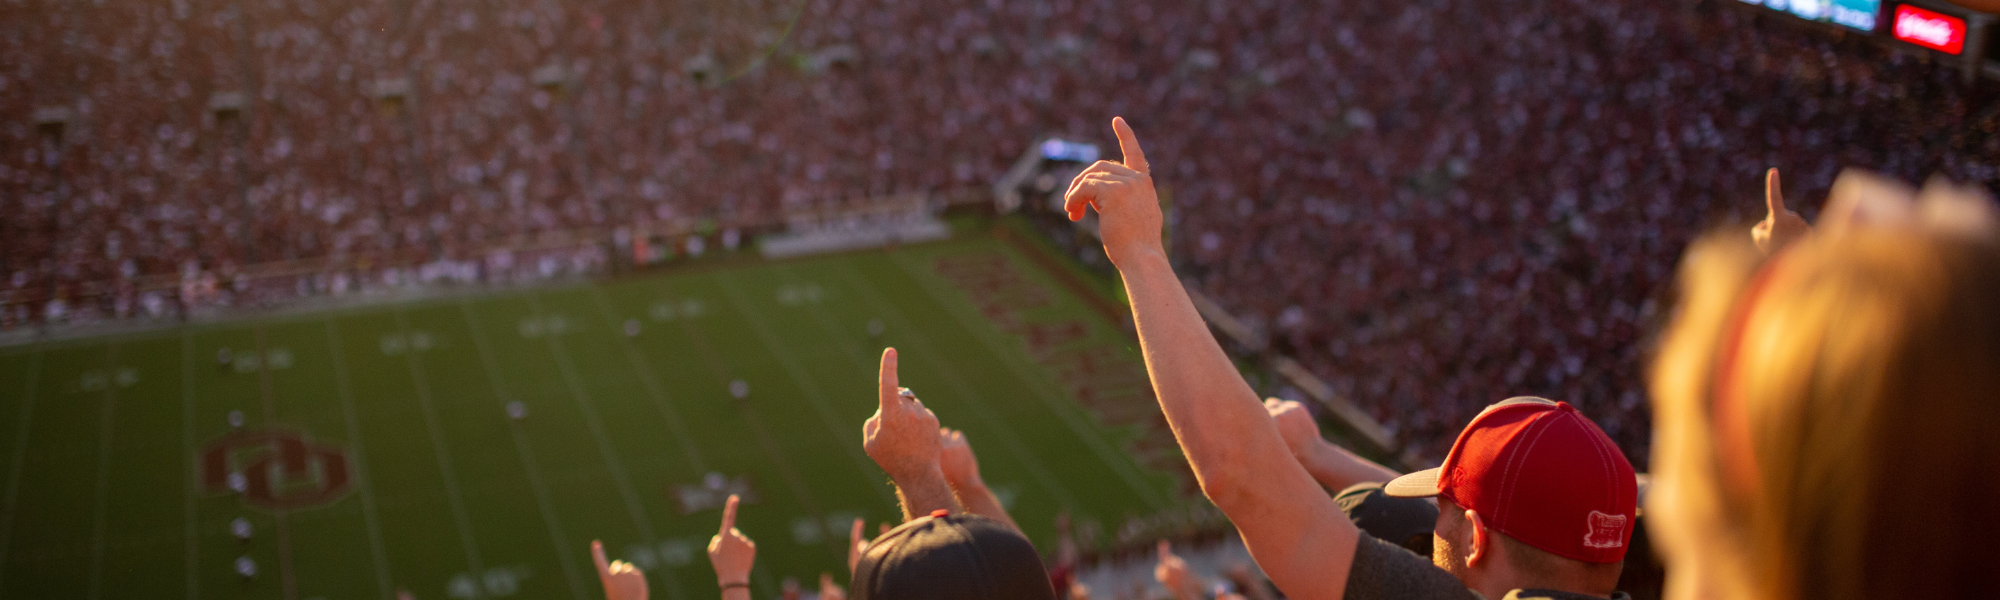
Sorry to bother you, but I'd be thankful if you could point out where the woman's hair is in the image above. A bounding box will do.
[1649,226,2000,600]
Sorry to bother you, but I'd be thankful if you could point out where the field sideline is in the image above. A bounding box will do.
[0,223,1183,600]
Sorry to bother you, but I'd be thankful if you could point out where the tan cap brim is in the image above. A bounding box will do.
[1381,468,1444,498]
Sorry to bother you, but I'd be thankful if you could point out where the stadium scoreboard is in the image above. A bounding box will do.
[1732,0,1997,79]
[1739,0,1885,32]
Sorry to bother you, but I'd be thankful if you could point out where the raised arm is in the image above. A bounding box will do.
[594,539,650,600]
[1751,168,1810,254]
[939,427,1022,533]
[707,495,756,600]
[1155,541,1208,600]
[1266,399,1401,492]
[862,348,963,521]
[1063,117,1358,599]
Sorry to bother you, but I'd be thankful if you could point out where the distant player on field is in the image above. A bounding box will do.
[231,517,253,543]
[235,556,256,581]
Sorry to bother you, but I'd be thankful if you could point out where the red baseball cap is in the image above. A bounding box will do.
[1382,397,1637,564]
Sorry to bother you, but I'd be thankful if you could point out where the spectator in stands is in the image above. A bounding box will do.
[1331,483,1439,559]
[1156,541,1279,600]
[12,0,1997,474]
[1065,117,1637,600]
[852,510,1055,600]
[1646,170,2000,600]
[1267,398,1439,556]
[1274,396,1661,600]
[939,426,1021,533]
[595,538,651,600]
[1156,540,1208,600]
[853,347,1057,599]
[596,349,1038,600]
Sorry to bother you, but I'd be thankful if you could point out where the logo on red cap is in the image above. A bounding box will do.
[1582,511,1628,549]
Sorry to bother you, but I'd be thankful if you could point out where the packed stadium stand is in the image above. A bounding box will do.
[5,0,1997,464]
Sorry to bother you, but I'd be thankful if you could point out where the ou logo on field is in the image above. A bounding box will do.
[200,428,352,510]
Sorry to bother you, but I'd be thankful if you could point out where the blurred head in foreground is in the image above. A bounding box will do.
[1648,172,2000,600]
[850,511,1056,600]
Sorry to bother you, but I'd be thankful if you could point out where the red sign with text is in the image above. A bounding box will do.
[1892,4,1965,55]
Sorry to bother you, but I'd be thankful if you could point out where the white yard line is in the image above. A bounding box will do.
[181,333,199,600]
[253,327,302,600]
[708,273,904,508]
[521,292,696,599]
[455,300,602,600]
[386,310,486,575]
[520,295,659,541]
[323,321,399,600]
[85,345,120,600]
[881,252,1171,509]
[581,287,711,473]
[0,349,44,592]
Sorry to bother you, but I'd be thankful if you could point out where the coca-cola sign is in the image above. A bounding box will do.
[1892,4,1965,55]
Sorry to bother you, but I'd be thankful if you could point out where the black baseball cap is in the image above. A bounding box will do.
[1335,482,1439,555]
[851,511,1057,600]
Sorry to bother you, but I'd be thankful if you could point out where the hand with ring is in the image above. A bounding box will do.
[863,348,945,485]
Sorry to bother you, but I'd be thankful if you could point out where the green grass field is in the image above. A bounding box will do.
[0,223,1185,600]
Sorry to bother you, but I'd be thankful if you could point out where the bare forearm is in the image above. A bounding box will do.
[892,468,963,522]
[1076,118,1355,598]
[948,477,1021,533]
[1301,440,1402,493]
[721,588,752,600]
[1119,251,1300,499]
[1116,249,1359,599]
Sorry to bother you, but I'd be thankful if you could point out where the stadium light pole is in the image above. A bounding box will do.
[1964,14,1993,82]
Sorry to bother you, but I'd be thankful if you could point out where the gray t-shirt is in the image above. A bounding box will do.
[1343,533,1482,600]
[1341,533,1629,600]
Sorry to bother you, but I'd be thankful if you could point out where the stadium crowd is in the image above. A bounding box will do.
[7,0,1998,597]
[3,0,2000,506]
[5,0,1998,461]
[573,139,1997,600]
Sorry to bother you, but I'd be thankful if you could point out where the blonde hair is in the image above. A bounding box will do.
[1649,227,2000,600]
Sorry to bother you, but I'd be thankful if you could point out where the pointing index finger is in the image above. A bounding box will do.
[720,494,740,535]
[1113,117,1149,174]
[1766,168,1785,216]
[592,539,612,575]
[877,347,900,415]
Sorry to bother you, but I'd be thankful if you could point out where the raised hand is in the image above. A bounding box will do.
[707,494,757,590]
[938,427,983,488]
[847,517,867,574]
[1752,168,1811,254]
[1063,117,1164,266]
[1154,540,1202,600]
[593,539,650,600]
[863,348,944,482]
[1263,398,1320,459]
[936,426,1022,533]
[1265,397,1402,490]
[819,572,848,600]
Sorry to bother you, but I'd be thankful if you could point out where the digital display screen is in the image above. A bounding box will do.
[1040,139,1101,163]
[1891,4,1967,55]
[1740,0,1882,32]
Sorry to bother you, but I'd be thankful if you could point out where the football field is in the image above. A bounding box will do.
[0,223,1183,600]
